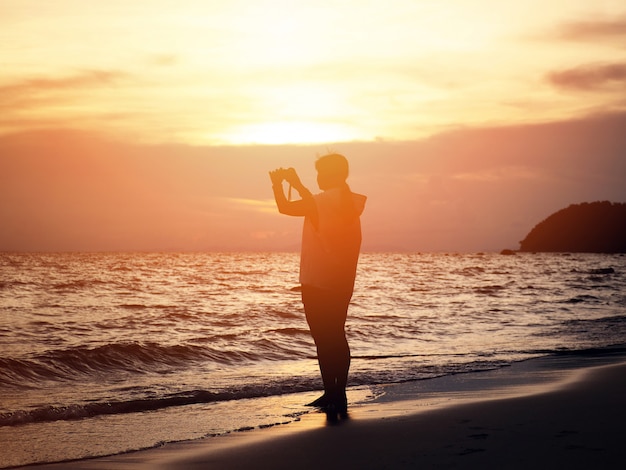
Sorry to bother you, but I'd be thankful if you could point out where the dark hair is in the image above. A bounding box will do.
[315,153,349,182]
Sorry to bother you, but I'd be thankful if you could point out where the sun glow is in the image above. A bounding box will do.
[212,81,363,144]
[216,121,360,145]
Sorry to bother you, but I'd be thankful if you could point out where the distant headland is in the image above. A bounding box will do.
[517,201,626,253]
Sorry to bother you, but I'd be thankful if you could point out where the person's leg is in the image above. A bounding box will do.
[314,327,350,411]
[302,286,351,409]
[329,327,350,407]
[302,285,333,405]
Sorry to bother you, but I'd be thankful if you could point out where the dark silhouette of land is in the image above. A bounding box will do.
[519,201,626,253]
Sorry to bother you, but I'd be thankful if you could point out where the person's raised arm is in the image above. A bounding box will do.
[269,167,314,217]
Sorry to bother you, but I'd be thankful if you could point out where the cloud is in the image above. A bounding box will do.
[545,62,626,91]
[0,69,130,135]
[0,69,127,97]
[225,198,278,214]
[0,70,127,113]
[150,54,179,67]
[554,15,626,41]
[451,166,543,183]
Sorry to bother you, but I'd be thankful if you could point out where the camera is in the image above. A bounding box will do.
[272,167,295,182]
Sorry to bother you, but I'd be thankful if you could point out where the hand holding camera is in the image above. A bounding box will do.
[269,167,300,187]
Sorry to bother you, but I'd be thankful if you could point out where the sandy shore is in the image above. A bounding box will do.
[28,357,626,470]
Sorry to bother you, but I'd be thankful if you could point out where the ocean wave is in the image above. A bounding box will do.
[535,344,626,357]
[562,314,626,326]
[0,342,284,388]
[2,345,624,429]
[474,285,507,295]
[587,267,616,275]
[562,294,601,304]
[0,358,513,428]
[267,327,310,337]
[0,384,313,427]
[52,279,109,291]
[454,266,486,276]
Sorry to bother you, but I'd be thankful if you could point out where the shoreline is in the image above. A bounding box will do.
[24,352,626,469]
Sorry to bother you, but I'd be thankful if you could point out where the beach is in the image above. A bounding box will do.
[27,355,626,470]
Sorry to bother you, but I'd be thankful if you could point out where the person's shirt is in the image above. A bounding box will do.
[299,185,366,294]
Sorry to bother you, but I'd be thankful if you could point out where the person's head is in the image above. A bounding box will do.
[315,153,349,190]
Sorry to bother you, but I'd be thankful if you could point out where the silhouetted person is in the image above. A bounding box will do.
[270,154,366,413]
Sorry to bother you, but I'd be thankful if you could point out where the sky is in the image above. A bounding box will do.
[1,0,625,252]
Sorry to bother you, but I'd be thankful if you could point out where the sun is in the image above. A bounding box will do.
[208,81,363,144]
[212,81,363,144]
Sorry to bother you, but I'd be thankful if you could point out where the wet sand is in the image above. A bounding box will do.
[28,357,626,469]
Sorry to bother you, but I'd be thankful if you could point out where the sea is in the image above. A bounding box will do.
[1,251,626,468]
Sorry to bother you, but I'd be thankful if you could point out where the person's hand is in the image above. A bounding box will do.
[269,168,285,186]
[283,167,301,187]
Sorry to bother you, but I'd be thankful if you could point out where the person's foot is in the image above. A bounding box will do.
[331,391,348,413]
[305,393,330,407]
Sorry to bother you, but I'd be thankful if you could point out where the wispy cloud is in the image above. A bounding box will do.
[0,69,127,96]
[225,198,277,214]
[452,166,543,183]
[149,54,179,67]
[0,69,130,134]
[545,62,626,91]
[0,69,128,113]
[554,15,626,41]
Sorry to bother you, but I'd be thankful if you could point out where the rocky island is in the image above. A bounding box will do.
[519,201,626,253]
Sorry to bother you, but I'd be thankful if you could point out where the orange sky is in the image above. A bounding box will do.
[1,1,625,252]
